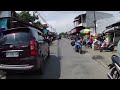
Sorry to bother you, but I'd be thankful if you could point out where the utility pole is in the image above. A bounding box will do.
[94,11,97,35]
[35,11,56,32]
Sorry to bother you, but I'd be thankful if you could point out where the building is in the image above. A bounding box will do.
[86,11,115,35]
[70,13,86,35]
[68,11,116,39]
[104,20,120,46]
[96,17,115,34]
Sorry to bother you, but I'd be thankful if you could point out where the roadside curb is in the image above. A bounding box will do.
[83,46,114,69]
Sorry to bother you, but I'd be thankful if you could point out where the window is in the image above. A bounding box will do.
[30,28,39,41]
[0,31,30,46]
[38,32,44,41]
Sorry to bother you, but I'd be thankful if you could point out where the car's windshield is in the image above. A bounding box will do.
[0,32,30,46]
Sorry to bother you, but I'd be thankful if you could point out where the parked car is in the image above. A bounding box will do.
[0,26,50,74]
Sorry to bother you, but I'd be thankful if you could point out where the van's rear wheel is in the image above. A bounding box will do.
[47,49,50,58]
[36,57,44,75]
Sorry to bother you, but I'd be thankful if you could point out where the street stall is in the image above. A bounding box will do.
[79,28,91,45]
[80,28,90,36]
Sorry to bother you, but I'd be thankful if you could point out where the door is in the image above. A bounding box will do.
[38,33,47,58]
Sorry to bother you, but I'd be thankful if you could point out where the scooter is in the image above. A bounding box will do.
[107,55,120,79]
[74,41,82,54]
[71,40,75,46]
[100,41,114,52]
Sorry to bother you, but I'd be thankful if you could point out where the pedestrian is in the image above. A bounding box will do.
[89,35,93,48]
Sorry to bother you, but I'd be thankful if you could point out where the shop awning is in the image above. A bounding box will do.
[76,23,83,27]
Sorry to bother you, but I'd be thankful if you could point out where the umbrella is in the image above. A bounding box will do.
[80,29,90,36]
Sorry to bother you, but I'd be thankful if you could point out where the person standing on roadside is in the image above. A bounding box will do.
[89,35,93,48]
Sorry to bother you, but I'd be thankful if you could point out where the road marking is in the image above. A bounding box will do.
[57,40,61,60]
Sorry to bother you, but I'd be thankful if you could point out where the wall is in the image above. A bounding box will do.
[86,11,114,28]
[96,17,116,34]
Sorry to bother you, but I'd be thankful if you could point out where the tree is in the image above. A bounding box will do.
[16,11,43,29]
[18,11,38,24]
[60,32,65,35]
[33,21,42,28]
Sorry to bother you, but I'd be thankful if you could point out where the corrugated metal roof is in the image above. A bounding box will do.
[106,20,120,28]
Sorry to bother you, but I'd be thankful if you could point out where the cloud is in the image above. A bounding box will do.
[40,11,84,33]
[46,15,74,33]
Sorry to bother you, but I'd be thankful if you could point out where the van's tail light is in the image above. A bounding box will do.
[30,40,36,56]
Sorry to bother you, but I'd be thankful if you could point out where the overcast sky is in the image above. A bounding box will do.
[16,11,120,34]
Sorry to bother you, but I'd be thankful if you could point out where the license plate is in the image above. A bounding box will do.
[6,52,19,57]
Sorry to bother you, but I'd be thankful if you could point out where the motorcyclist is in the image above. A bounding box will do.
[74,38,82,49]
[86,37,90,48]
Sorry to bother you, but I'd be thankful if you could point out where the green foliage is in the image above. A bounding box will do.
[60,32,65,35]
[18,11,38,23]
[17,11,43,28]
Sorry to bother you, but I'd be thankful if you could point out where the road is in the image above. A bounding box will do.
[5,38,109,79]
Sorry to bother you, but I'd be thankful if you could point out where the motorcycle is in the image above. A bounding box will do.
[71,40,75,46]
[74,40,82,54]
[100,41,114,52]
[107,55,120,79]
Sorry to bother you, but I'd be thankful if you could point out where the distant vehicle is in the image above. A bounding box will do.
[0,27,50,74]
[57,35,61,40]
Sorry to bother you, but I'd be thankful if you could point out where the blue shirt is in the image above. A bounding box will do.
[86,39,89,44]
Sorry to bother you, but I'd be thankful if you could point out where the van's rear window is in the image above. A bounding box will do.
[0,29,30,45]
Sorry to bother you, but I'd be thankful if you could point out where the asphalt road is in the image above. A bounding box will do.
[5,38,109,79]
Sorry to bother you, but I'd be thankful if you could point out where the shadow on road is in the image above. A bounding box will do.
[6,55,61,79]
[92,55,104,60]
[82,50,88,54]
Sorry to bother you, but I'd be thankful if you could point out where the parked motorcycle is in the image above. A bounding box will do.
[71,40,75,46]
[74,41,82,54]
[107,55,120,79]
[100,41,114,52]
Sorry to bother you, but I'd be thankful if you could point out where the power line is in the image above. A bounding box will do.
[34,11,56,32]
